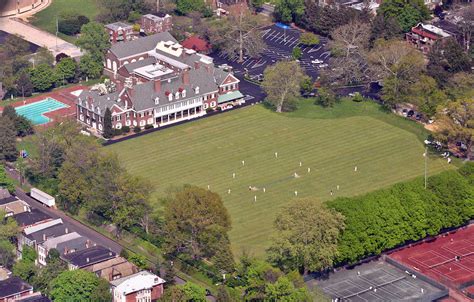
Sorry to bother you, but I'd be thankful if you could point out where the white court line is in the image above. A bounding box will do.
[284,37,297,46]
[269,32,283,41]
[265,30,278,40]
[261,29,271,37]
[273,33,287,43]
[288,39,299,48]
[320,51,331,59]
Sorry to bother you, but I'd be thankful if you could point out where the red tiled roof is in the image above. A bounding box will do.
[182,36,210,52]
[412,27,440,41]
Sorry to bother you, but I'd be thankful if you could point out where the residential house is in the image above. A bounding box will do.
[17,218,65,257]
[0,189,30,217]
[13,209,52,230]
[0,276,33,302]
[79,32,243,134]
[110,271,165,302]
[36,232,89,266]
[82,256,139,282]
[406,23,453,55]
[63,246,117,270]
[105,22,135,44]
[140,13,172,35]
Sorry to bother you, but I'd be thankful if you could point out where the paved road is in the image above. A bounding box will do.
[0,17,82,58]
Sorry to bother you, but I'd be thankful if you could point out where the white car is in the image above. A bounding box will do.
[311,59,323,64]
[318,64,328,68]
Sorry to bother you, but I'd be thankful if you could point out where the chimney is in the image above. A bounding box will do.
[86,257,90,263]
[85,239,90,248]
[204,64,211,73]
[65,227,68,234]
[109,252,113,256]
[182,69,190,85]
[194,61,200,69]
[43,234,46,241]
[154,80,161,92]
[64,247,68,254]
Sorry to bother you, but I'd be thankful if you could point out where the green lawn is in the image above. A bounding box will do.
[29,0,100,43]
[107,99,453,257]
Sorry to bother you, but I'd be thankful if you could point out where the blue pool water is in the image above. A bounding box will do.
[275,22,291,29]
[15,97,69,125]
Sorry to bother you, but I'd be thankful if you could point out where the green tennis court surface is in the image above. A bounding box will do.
[108,101,452,257]
[15,98,68,125]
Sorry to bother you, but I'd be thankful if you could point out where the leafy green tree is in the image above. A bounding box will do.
[368,39,424,107]
[265,276,311,301]
[369,15,402,46]
[58,137,100,214]
[55,57,77,84]
[15,71,34,97]
[49,269,111,302]
[103,108,114,139]
[75,22,110,62]
[445,72,474,100]
[292,47,302,60]
[0,166,15,193]
[32,258,68,295]
[300,76,313,95]
[275,0,304,23]
[267,199,344,275]
[435,99,474,160]
[299,32,320,46]
[379,0,430,32]
[0,116,18,162]
[2,105,34,137]
[2,34,30,57]
[29,64,55,92]
[163,185,234,272]
[262,61,305,112]
[316,88,338,108]
[250,0,264,10]
[79,54,104,79]
[428,38,473,86]
[58,11,90,35]
[409,75,446,117]
[126,252,148,269]
[13,258,37,283]
[0,240,15,269]
[161,283,207,302]
[176,0,205,15]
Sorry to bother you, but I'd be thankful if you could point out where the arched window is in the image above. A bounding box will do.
[182,90,186,98]
[107,59,111,69]
[112,61,117,72]
[168,93,172,101]
[154,97,159,105]
[175,92,179,99]
[195,86,200,94]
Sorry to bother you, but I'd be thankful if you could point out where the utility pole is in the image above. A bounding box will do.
[424,147,428,189]
[56,17,59,51]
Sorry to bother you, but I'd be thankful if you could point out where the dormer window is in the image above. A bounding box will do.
[195,86,200,94]
[155,97,160,105]
[175,92,179,99]
[97,107,101,115]
[168,93,172,101]
[182,89,186,98]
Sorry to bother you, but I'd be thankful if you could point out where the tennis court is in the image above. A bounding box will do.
[315,261,446,301]
[389,225,474,288]
[15,97,69,125]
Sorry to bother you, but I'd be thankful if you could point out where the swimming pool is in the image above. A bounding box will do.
[15,97,69,125]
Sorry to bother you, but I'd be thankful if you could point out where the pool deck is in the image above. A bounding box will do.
[0,86,85,128]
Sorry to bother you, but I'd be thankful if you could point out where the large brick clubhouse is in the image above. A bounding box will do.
[76,32,243,134]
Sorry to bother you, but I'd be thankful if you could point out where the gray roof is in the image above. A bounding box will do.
[26,224,71,244]
[0,188,10,199]
[14,209,51,227]
[56,236,90,257]
[110,32,177,59]
[63,246,116,268]
[130,67,220,111]
[105,22,133,31]
[78,90,121,113]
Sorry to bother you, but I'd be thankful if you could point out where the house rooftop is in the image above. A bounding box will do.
[16,294,51,302]
[23,218,63,236]
[42,232,82,251]
[142,13,170,21]
[14,209,51,228]
[0,188,11,199]
[105,22,133,31]
[26,222,71,244]
[63,245,116,268]
[1,199,29,216]
[0,195,17,206]
[83,256,138,281]
[0,276,33,299]
[419,23,452,38]
[110,271,165,295]
[109,31,177,59]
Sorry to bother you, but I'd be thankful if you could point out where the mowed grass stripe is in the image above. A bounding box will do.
[109,103,451,257]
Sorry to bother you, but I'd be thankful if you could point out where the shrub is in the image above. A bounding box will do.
[144,124,154,130]
[133,126,141,133]
[352,92,364,102]
[121,126,130,133]
[206,108,214,113]
[112,128,122,136]
[299,32,320,46]
[58,12,89,35]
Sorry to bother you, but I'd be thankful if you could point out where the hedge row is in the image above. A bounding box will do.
[327,163,474,265]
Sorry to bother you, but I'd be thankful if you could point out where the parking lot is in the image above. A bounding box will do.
[211,23,330,82]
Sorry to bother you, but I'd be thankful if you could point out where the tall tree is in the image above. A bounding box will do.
[209,7,264,62]
[379,0,430,32]
[275,0,305,23]
[0,166,15,193]
[262,61,305,112]
[163,185,234,272]
[267,199,345,275]
[2,105,34,137]
[435,99,474,160]
[409,75,446,117]
[369,15,402,46]
[79,54,104,79]
[15,72,34,98]
[75,22,111,62]
[49,270,111,302]
[368,39,424,107]
[0,116,17,162]
[55,57,77,84]
[103,108,114,139]
[29,64,56,92]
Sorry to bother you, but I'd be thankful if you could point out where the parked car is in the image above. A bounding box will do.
[318,64,328,68]
[311,59,323,64]
[415,114,422,120]
[402,109,408,117]
[407,110,415,117]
